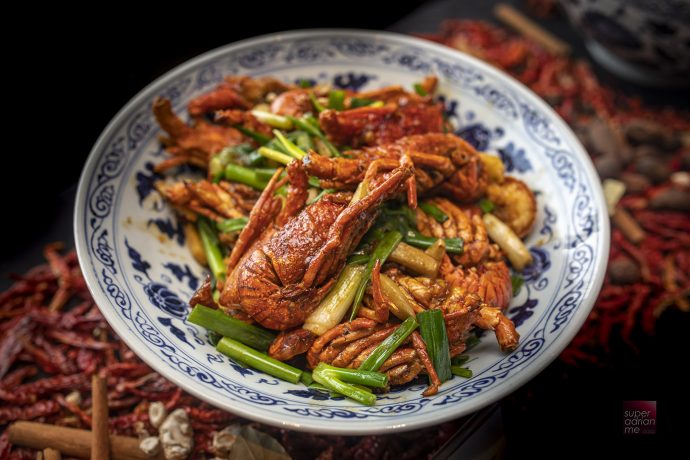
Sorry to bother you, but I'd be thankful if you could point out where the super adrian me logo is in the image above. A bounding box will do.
[623,401,656,435]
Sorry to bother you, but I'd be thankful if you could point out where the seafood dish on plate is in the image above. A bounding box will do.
[152,74,536,403]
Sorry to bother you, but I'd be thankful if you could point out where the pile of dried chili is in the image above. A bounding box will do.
[0,245,458,459]
[422,20,690,363]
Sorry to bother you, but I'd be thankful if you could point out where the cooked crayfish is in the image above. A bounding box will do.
[219,161,413,330]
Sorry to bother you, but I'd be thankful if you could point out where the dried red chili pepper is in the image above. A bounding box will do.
[0,399,60,424]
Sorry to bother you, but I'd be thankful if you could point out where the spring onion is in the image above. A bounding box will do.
[419,202,448,223]
[207,330,222,347]
[315,363,387,388]
[511,274,524,296]
[290,130,314,152]
[300,371,314,386]
[303,265,366,336]
[273,130,306,159]
[197,218,226,281]
[358,316,418,372]
[297,79,313,88]
[309,91,326,113]
[424,238,446,262]
[350,231,403,321]
[413,83,428,97]
[250,110,293,129]
[216,217,248,234]
[224,164,269,190]
[288,115,341,157]
[388,242,441,277]
[347,253,370,265]
[233,125,271,145]
[350,97,375,108]
[379,274,416,320]
[188,304,276,351]
[450,366,473,379]
[417,309,452,383]
[210,145,253,180]
[404,230,464,254]
[328,90,345,110]
[216,337,302,384]
[479,198,495,213]
[451,355,470,366]
[257,146,294,165]
[312,363,377,405]
[482,213,533,271]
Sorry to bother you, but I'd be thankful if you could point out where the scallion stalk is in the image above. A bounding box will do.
[303,265,366,336]
[358,316,418,372]
[188,304,275,351]
[479,198,495,213]
[288,115,341,157]
[346,253,370,265]
[404,230,464,254]
[216,337,302,384]
[388,242,441,277]
[328,90,345,110]
[224,164,269,190]
[312,363,377,405]
[314,363,387,388]
[451,355,470,366]
[250,110,293,129]
[451,366,473,379]
[300,371,314,386]
[350,231,403,321]
[216,217,248,234]
[413,83,428,97]
[257,146,294,165]
[197,218,226,281]
[419,202,448,223]
[273,130,306,159]
[417,309,452,383]
[234,125,271,145]
[348,97,369,108]
[309,91,326,113]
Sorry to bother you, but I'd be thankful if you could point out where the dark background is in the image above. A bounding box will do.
[4,1,687,457]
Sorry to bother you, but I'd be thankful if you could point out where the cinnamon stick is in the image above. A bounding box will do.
[613,208,646,244]
[8,422,159,460]
[43,448,62,460]
[494,3,571,55]
[91,374,110,460]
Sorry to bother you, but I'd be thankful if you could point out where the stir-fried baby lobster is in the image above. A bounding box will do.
[302,282,518,395]
[388,271,519,353]
[319,77,444,147]
[155,180,257,222]
[305,133,491,202]
[305,319,431,389]
[153,98,243,172]
[416,197,493,267]
[188,75,293,118]
[219,161,414,330]
[485,177,537,238]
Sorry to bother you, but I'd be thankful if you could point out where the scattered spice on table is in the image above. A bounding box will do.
[0,246,459,459]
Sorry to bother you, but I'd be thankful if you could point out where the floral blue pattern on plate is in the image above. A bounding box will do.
[74,30,609,435]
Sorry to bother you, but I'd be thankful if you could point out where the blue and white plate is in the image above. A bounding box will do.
[74,30,609,434]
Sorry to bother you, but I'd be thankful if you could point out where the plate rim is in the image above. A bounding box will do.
[74,28,610,434]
